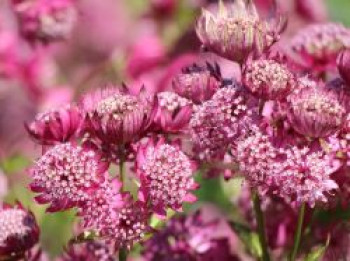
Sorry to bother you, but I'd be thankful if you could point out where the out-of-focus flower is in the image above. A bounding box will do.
[152,91,193,133]
[190,84,257,162]
[337,49,350,86]
[150,0,177,17]
[0,204,39,258]
[12,0,77,43]
[242,55,296,100]
[0,169,7,200]
[127,33,166,78]
[136,138,197,216]
[29,143,107,212]
[295,0,328,22]
[0,31,21,78]
[25,105,82,145]
[172,63,221,104]
[142,211,238,261]
[287,81,346,138]
[60,241,116,261]
[290,23,350,72]
[196,0,286,63]
[80,87,153,147]
[320,224,350,261]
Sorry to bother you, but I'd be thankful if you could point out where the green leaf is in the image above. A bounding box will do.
[304,236,330,261]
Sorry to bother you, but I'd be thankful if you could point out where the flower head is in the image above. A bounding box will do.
[172,63,221,104]
[29,143,107,212]
[12,0,77,43]
[0,204,39,258]
[136,139,197,215]
[337,49,350,86]
[295,0,328,22]
[80,87,152,146]
[142,211,238,261]
[196,0,286,63]
[290,23,350,71]
[190,85,257,162]
[152,91,193,133]
[287,81,346,138]
[61,241,116,261]
[242,56,296,100]
[25,105,82,145]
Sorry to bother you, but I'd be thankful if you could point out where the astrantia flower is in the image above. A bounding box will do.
[136,138,197,215]
[29,143,107,212]
[274,147,338,207]
[99,194,150,250]
[0,204,39,258]
[152,91,193,133]
[61,241,116,261]
[25,105,82,145]
[290,23,350,71]
[172,63,221,104]
[287,82,346,138]
[337,49,350,86]
[190,85,257,162]
[12,0,77,43]
[80,87,152,146]
[242,57,296,100]
[142,211,238,261]
[295,0,328,22]
[196,0,286,63]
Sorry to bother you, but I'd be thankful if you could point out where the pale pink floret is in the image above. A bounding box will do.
[190,86,257,161]
[29,143,107,212]
[287,83,346,138]
[136,139,197,216]
[243,58,296,100]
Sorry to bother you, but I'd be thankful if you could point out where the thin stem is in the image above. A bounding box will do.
[118,248,128,261]
[252,191,270,261]
[119,146,125,191]
[290,203,306,261]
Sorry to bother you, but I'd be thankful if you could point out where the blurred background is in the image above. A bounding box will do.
[1,0,350,258]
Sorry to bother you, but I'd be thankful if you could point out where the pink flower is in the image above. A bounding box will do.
[290,23,350,72]
[136,138,197,216]
[25,105,82,145]
[196,0,286,63]
[29,143,107,212]
[60,241,115,261]
[295,0,328,22]
[80,87,153,146]
[172,63,221,104]
[152,91,193,133]
[287,80,346,138]
[242,55,296,100]
[190,85,258,162]
[337,49,350,87]
[12,0,77,43]
[0,203,39,258]
[127,34,166,78]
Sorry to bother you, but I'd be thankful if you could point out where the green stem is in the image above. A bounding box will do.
[118,248,128,261]
[290,203,306,261]
[252,191,270,261]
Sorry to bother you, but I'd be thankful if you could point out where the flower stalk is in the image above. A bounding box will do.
[290,203,306,261]
[252,191,270,261]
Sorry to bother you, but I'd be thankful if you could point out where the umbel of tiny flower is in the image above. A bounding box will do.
[196,0,286,63]
[337,49,350,87]
[80,86,153,147]
[172,63,221,104]
[287,79,346,138]
[29,143,108,212]
[290,23,350,71]
[25,105,82,145]
[242,54,296,100]
[0,203,39,259]
[136,138,198,216]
